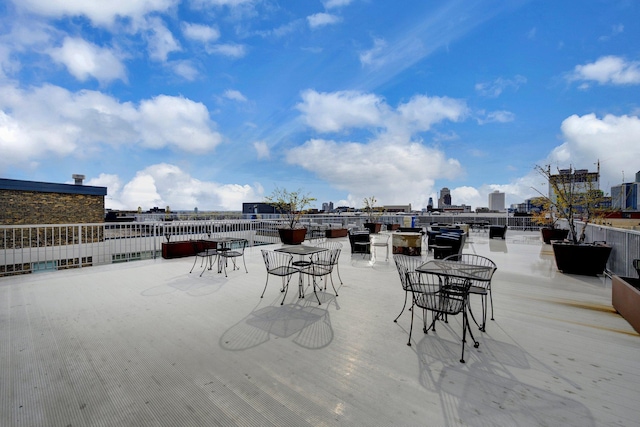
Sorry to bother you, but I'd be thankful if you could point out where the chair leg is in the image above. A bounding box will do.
[407,301,415,346]
[261,275,270,298]
[489,288,495,321]
[189,256,199,273]
[335,263,343,284]
[393,291,409,323]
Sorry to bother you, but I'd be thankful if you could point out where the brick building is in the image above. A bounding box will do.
[0,176,107,225]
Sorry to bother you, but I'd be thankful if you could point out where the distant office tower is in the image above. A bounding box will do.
[488,190,505,211]
[322,201,334,212]
[438,188,451,208]
[611,170,640,210]
[427,197,434,211]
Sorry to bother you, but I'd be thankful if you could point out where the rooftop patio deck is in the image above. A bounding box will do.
[1,230,639,426]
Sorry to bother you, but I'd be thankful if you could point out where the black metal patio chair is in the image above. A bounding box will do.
[406,271,477,363]
[393,254,426,323]
[442,254,497,331]
[219,238,248,277]
[189,240,218,277]
[260,250,299,305]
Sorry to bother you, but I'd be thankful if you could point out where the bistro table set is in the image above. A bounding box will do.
[261,244,341,306]
[189,236,249,277]
[395,253,497,363]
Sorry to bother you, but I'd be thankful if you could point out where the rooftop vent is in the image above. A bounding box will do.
[72,174,85,185]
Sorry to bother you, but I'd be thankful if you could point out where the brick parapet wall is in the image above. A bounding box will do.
[0,190,104,225]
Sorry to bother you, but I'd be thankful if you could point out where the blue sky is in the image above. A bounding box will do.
[1,0,640,212]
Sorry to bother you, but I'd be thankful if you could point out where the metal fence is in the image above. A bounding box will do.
[2,215,638,278]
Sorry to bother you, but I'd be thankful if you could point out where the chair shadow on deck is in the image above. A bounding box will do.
[220,292,338,351]
[141,273,228,297]
[412,334,595,426]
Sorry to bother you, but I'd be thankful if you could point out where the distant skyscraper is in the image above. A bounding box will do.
[488,190,505,211]
[427,197,433,211]
[322,201,334,212]
[438,187,451,208]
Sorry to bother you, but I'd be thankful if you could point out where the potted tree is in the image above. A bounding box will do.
[362,196,383,234]
[265,187,316,245]
[530,196,570,244]
[533,164,612,276]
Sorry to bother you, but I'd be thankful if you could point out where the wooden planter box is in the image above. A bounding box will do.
[612,275,640,334]
[325,228,348,238]
[162,241,196,259]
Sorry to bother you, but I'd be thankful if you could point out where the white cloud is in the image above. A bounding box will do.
[287,138,462,208]
[192,0,253,6]
[145,17,181,61]
[297,89,466,135]
[0,83,223,171]
[171,60,199,80]
[48,37,127,84]
[14,0,177,26]
[359,38,387,67]
[254,140,269,159]
[138,95,223,152]
[296,89,386,132]
[206,43,246,58]
[289,89,468,207]
[183,23,221,43]
[223,89,247,102]
[569,55,640,87]
[307,13,342,29]
[323,0,353,9]
[475,75,527,97]
[476,110,515,125]
[554,113,640,187]
[103,164,262,210]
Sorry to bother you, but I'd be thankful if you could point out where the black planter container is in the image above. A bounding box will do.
[541,228,570,244]
[364,223,382,234]
[551,242,612,276]
[278,228,307,245]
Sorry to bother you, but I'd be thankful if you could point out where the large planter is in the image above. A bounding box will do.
[612,275,640,334]
[541,228,569,244]
[325,228,348,238]
[364,223,382,234]
[278,228,307,245]
[162,241,196,259]
[551,241,612,276]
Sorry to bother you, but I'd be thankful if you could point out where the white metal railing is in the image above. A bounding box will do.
[2,216,638,278]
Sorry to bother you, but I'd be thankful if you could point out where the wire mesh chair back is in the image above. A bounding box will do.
[393,254,426,322]
[262,250,294,275]
[316,241,343,250]
[219,238,248,276]
[394,255,425,291]
[300,248,340,299]
[315,242,343,284]
[442,254,497,291]
[406,271,476,362]
[260,250,298,304]
[442,253,497,331]
[189,240,218,276]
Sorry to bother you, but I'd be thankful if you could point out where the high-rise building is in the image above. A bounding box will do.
[322,201,334,212]
[611,170,640,210]
[488,190,505,212]
[438,188,451,208]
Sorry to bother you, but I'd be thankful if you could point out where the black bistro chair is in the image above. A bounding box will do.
[219,238,248,277]
[189,240,218,277]
[393,254,426,323]
[405,271,478,363]
[443,254,497,331]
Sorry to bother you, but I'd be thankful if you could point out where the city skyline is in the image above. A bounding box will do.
[1,1,640,211]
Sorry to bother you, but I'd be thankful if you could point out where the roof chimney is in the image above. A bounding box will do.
[72,174,85,185]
